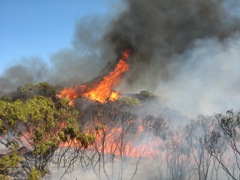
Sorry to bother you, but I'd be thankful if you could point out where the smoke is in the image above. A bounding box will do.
[105,0,240,117]
[49,158,160,180]
[1,0,240,117]
[0,58,48,93]
[156,33,240,117]
[106,0,240,86]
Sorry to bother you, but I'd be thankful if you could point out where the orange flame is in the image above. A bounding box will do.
[57,124,162,158]
[21,124,162,159]
[92,126,162,158]
[57,49,130,104]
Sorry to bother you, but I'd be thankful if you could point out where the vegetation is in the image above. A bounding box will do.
[0,83,95,178]
[0,82,239,179]
[0,150,22,176]
[27,168,41,180]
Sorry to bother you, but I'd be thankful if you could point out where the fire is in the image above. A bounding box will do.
[21,124,162,159]
[56,124,162,158]
[57,86,80,99]
[92,125,162,158]
[109,91,119,101]
[57,49,130,104]
[56,49,164,158]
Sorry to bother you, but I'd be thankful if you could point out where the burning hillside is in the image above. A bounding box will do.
[1,82,240,180]
[54,46,164,162]
[57,49,131,105]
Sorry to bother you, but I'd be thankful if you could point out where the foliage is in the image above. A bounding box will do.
[0,151,22,176]
[117,96,140,106]
[0,141,23,177]
[1,82,57,102]
[142,115,167,138]
[0,174,11,180]
[3,85,240,179]
[0,96,12,102]
[138,90,155,101]
[27,168,41,180]
[0,100,26,135]
[203,110,240,180]
[0,94,95,178]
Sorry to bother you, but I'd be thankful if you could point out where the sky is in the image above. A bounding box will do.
[0,0,115,74]
[1,0,239,75]
[1,0,240,74]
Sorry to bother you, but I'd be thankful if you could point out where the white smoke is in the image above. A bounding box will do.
[155,33,240,117]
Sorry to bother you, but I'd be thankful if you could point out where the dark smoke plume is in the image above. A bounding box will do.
[105,0,240,87]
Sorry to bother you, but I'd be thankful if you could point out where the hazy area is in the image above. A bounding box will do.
[0,1,240,179]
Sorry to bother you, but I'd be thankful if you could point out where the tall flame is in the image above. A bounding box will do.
[83,50,130,103]
[57,49,130,104]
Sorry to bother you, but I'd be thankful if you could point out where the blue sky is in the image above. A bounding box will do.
[0,0,115,74]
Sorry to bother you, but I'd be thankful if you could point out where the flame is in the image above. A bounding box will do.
[56,85,85,105]
[59,137,79,148]
[57,49,130,104]
[55,49,164,158]
[83,50,129,103]
[92,125,162,158]
[21,125,162,159]
[57,124,162,158]
[109,91,119,101]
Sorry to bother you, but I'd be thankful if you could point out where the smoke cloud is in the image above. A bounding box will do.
[0,58,48,93]
[1,0,240,117]
[156,33,240,117]
[106,0,240,86]
[105,0,240,117]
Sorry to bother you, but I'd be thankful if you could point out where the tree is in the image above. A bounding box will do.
[0,82,57,102]
[204,110,240,180]
[0,146,22,177]
[185,116,216,180]
[75,95,170,180]
[27,168,41,180]
[75,97,145,179]
[0,95,95,178]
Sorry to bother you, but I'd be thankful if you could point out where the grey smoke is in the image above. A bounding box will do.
[1,0,240,117]
[0,58,48,93]
[105,0,240,117]
[105,0,240,87]
[156,33,240,117]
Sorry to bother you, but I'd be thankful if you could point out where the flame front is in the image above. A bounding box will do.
[58,49,130,104]
[93,126,162,158]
